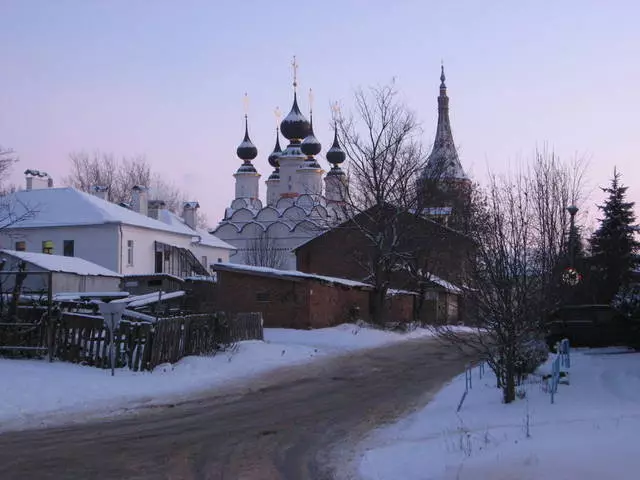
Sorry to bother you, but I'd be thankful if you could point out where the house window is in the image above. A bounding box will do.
[256,292,271,302]
[14,241,26,252]
[127,240,134,266]
[201,256,208,269]
[42,240,54,255]
[63,240,74,257]
[217,258,222,263]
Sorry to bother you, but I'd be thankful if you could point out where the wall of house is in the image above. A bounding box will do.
[119,225,230,275]
[189,242,230,270]
[296,213,473,290]
[0,224,120,272]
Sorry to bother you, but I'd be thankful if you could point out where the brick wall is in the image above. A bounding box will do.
[296,209,474,291]
[385,293,415,323]
[214,271,309,328]
[308,283,371,328]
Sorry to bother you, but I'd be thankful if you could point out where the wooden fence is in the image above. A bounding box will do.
[1,311,263,371]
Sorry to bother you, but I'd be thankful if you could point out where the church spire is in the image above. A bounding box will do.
[423,64,467,180]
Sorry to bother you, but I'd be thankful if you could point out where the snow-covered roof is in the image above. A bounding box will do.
[0,249,121,277]
[0,187,235,250]
[425,273,462,294]
[212,262,372,289]
[156,209,236,250]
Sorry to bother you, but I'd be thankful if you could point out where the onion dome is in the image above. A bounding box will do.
[236,115,258,161]
[268,129,282,168]
[327,164,346,177]
[326,125,346,165]
[280,92,311,142]
[300,112,322,157]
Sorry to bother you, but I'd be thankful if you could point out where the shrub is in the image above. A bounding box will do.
[515,339,549,383]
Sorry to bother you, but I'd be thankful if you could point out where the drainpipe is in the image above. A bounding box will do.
[118,224,123,274]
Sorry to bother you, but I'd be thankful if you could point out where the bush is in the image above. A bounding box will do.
[515,339,549,382]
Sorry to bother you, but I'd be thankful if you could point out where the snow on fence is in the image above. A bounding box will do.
[1,311,263,371]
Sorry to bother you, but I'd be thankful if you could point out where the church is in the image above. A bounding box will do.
[214,64,469,269]
[213,64,348,269]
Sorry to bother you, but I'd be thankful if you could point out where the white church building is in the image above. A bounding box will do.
[213,79,348,270]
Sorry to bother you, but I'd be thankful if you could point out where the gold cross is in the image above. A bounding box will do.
[292,55,298,88]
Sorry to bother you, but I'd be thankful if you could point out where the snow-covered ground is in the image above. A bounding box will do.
[358,347,640,480]
[0,323,433,433]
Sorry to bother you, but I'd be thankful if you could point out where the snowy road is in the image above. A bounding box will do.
[0,336,473,480]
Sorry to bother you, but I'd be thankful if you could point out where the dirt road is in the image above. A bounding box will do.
[0,336,473,480]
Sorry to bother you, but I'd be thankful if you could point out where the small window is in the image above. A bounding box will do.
[201,256,208,268]
[217,258,222,263]
[15,241,26,252]
[256,292,271,302]
[42,240,53,255]
[127,240,134,266]
[63,240,74,257]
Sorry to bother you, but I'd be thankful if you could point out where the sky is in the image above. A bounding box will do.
[1,0,639,228]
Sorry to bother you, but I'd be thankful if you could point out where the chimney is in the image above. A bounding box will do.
[182,201,200,230]
[24,169,52,191]
[90,185,109,200]
[148,199,166,220]
[131,185,148,216]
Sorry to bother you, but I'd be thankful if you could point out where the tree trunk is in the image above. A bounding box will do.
[370,288,386,325]
[503,349,517,403]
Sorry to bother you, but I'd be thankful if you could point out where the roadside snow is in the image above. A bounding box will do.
[0,323,433,433]
[358,347,640,480]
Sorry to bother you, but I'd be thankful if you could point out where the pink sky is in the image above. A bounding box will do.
[1,0,639,229]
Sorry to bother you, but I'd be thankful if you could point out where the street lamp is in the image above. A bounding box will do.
[567,205,579,268]
[561,205,581,287]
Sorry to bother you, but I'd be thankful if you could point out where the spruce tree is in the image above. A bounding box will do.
[589,169,640,303]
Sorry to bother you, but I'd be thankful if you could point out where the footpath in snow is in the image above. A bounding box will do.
[357,347,640,480]
[0,323,433,433]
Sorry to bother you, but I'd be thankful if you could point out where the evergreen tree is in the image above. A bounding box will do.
[589,169,640,303]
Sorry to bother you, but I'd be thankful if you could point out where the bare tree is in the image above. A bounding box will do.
[434,152,587,403]
[328,84,430,323]
[0,147,19,193]
[245,231,287,269]
[64,151,208,227]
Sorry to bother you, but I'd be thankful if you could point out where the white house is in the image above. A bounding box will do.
[0,172,235,277]
[0,249,122,294]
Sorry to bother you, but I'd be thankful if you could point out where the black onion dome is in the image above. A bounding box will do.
[300,113,322,156]
[268,130,282,168]
[236,116,258,161]
[280,92,311,141]
[326,126,346,165]
[327,164,346,176]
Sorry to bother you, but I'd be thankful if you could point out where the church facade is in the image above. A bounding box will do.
[213,76,348,269]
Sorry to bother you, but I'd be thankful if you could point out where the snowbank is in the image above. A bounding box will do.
[0,323,433,432]
[358,347,640,480]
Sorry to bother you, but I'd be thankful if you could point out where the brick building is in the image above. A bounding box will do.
[210,263,415,328]
[294,204,474,323]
